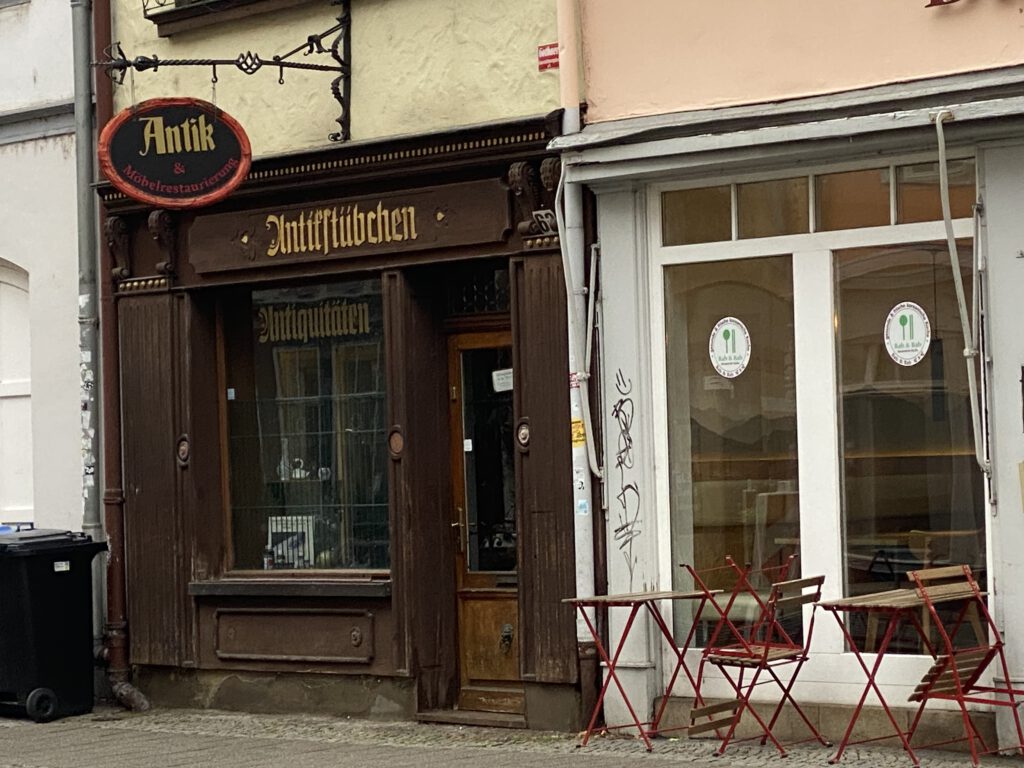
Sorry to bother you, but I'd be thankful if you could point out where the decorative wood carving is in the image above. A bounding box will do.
[539,157,561,213]
[148,209,178,276]
[104,215,132,280]
[509,161,542,236]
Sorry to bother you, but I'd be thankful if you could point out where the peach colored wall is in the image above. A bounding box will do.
[581,0,1024,123]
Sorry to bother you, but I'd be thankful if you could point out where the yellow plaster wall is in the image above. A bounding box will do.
[110,0,559,157]
[580,0,1024,123]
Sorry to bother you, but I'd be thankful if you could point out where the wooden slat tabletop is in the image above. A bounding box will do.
[564,589,720,607]
[819,586,984,611]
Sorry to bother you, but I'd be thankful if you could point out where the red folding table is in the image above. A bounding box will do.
[819,565,1024,767]
[565,588,718,751]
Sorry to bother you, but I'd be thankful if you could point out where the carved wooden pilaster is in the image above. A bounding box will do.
[510,158,561,249]
[104,215,132,280]
[539,157,561,212]
[509,160,542,236]
[148,209,178,276]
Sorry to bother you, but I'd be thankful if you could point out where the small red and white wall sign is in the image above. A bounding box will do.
[538,43,559,71]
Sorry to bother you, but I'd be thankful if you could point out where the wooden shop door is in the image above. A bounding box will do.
[448,331,523,714]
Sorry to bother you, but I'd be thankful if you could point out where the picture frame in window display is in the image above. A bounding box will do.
[266,515,315,569]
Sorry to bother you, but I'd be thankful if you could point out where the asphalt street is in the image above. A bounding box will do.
[1,708,1023,768]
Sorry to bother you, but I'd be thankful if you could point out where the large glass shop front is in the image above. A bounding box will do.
[659,157,985,652]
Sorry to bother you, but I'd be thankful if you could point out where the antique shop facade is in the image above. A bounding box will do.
[98,116,585,728]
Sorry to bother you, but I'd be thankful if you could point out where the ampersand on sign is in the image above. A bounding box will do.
[173,162,186,175]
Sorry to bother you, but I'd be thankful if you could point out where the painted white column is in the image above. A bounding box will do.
[594,184,661,726]
[978,144,1024,698]
[792,250,845,655]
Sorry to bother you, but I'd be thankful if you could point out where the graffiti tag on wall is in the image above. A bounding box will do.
[612,368,641,589]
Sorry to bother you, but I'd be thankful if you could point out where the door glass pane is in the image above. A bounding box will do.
[666,256,799,643]
[461,347,516,573]
[835,243,986,652]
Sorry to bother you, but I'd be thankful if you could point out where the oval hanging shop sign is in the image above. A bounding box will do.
[98,97,251,209]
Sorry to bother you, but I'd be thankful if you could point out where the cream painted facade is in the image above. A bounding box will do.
[555,0,1024,754]
[112,0,560,155]
[0,0,83,532]
[581,0,1024,123]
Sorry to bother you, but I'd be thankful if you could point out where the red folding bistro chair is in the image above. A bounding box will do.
[905,565,1024,767]
[683,555,798,700]
[689,561,829,758]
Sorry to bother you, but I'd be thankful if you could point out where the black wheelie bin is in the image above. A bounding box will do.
[0,528,107,722]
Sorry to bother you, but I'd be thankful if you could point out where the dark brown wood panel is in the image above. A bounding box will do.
[384,269,458,709]
[178,292,224,586]
[194,598,396,674]
[510,254,577,684]
[119,295,188,666]
[214,608,374,664]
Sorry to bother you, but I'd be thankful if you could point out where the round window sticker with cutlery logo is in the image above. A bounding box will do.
[884,301,931,367]
[709,317,751,378]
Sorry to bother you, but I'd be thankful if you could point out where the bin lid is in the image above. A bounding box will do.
[0,529,106,555]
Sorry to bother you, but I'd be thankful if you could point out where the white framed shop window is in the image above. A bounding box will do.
[642,153,982,703]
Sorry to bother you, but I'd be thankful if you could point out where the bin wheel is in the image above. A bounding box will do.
[26,688,58,723]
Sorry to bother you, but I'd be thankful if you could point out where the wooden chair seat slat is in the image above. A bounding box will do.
[690,700,740,718]
[775,592,820,609]
[688,715,737,736]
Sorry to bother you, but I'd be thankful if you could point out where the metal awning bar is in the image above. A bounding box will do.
[560,94,1024,183]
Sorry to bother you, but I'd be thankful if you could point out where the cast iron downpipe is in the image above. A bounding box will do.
[85,0,149,711]
[555,0,600,638]
[71,0,101,651]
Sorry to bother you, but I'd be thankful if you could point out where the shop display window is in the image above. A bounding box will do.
[835,242,985,651]
[656,156,980,657]
[664,255,800,644]
[225,278,389,572]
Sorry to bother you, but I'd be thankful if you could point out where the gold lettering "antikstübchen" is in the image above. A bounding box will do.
[257,301,371,344]
[265,202,418,258]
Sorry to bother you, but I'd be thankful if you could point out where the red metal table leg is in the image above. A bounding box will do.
[646,598,705,735]
[576,602,654,751]
[827,608,920,767]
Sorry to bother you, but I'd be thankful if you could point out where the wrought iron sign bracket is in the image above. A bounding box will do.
[97,0,351,142]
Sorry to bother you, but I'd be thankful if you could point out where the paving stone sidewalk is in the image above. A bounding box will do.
[1,708,1022,768]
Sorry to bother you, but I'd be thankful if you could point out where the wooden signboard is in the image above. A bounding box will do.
[188,179,513,273]
[98,97,251,209]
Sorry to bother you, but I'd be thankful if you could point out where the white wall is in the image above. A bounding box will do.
[595,184,663,725]
[0,0,74,108]
[0,0,82,532]
[979,143,1024,681]
[0,135,81,532]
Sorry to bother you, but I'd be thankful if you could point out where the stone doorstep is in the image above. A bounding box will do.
[656,696,997,754]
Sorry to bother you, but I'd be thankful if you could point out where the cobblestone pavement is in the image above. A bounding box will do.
[1,708,1023,768]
